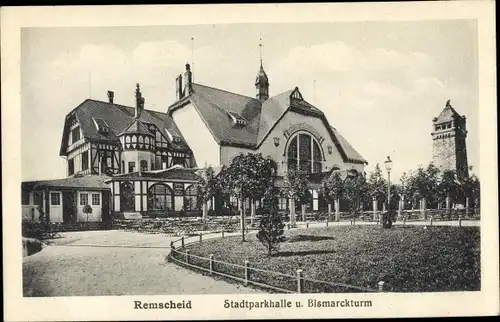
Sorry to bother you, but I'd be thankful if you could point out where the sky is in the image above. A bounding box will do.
[21,21,479,183]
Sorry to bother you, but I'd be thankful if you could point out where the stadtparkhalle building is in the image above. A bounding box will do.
[21,59,367,223]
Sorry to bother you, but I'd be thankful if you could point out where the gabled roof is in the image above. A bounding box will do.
[188,83,261,147]
[118,119,153,136]
[330,127,367,164]
[22,175,111,191]
[60,99,190,155]
[168,83,367,164]
[434,100,463,123]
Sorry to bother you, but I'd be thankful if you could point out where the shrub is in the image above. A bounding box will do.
[256,185,285,257]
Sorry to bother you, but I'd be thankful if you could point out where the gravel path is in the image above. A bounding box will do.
[23,231,262,297]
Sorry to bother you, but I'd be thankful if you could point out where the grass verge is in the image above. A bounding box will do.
[176,225,480,293]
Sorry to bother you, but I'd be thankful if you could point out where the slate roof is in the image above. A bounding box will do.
[330,127,367,164]
[22,175,111,191]
[106,166,198,182]
[118,119,153,136]
[168,83,367,164]
[434,104,463,123]
[60,99,190,155]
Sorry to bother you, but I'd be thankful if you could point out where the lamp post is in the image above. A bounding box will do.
[384,156,393,224]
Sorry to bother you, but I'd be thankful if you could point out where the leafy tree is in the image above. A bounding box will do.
[343,172,369,219]
[195,165,220,221]
[218,153,277,241]
[256,184,285,257]
[320,170,344,210]
[463,173,480,211]
[367,163,387,205]
[282,169,309,226]
[425,163,441,208]
[398,171,412,209]
[438,169,459,207]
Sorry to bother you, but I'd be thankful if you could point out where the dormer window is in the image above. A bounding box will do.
[227,111,247,127]
[93,118,110,135]
[172,136,182,143]
[290,87,304,101]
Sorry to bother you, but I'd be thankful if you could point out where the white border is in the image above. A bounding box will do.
[2,2,498,320]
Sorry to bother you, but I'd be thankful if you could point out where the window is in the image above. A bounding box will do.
[80,193,89,206]
[71,127,81,144]
[68,158,74,176]
[22,190,30,205]
[140,160,148,172]
[279,196,288,211]
[313,140,322,173]
[34,191,43,207]
[172,156,185,167]
[128,162,136,173]
[184,185,199,210]
[287,133,323,174]
[161,155,168,169]
[298,134,311,172]
[50,192,60,205]
[82,151,89,171]
[147,184,173,211]
[92,193,100,206]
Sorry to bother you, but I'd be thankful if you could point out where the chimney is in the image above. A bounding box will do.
[135,83,143,118]
[107,90,114,104]
[176,74,184,101]
[184,63,192,94]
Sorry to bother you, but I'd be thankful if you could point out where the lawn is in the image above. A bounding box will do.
[182,225,480,293]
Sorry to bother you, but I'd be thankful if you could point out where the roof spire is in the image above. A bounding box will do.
[191,37,194,82]
[259,37,263,67]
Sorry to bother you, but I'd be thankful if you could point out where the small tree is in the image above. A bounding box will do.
[218,153,277,241]
[343,172,369,220]
[256,184,285,257]
[438,169,459,209]
[83,204,93,222]
[463,172,480,212]
[195,165,220,222]
[320,171,344,218]
[367,163,387,208]
[282,169,309,226]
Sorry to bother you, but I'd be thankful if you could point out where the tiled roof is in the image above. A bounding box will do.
[330,127,367,164]
[60,99,190,155]
[22,175,111,190]
[107,166,198,182]
[168,82,367,164]
[118,119,153,136]
[188,83,261,147]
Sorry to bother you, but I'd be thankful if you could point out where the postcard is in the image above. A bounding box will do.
[1,2,498,320]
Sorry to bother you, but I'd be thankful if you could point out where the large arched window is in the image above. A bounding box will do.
[184,185,199,210]
[287,133,323,173]
[147,184,173,211]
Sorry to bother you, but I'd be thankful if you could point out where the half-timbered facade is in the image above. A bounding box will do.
[22,59,367,222]
[23,84,199,222]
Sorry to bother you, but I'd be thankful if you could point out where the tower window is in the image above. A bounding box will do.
[140,160,148,172]
[128,162,136,173]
